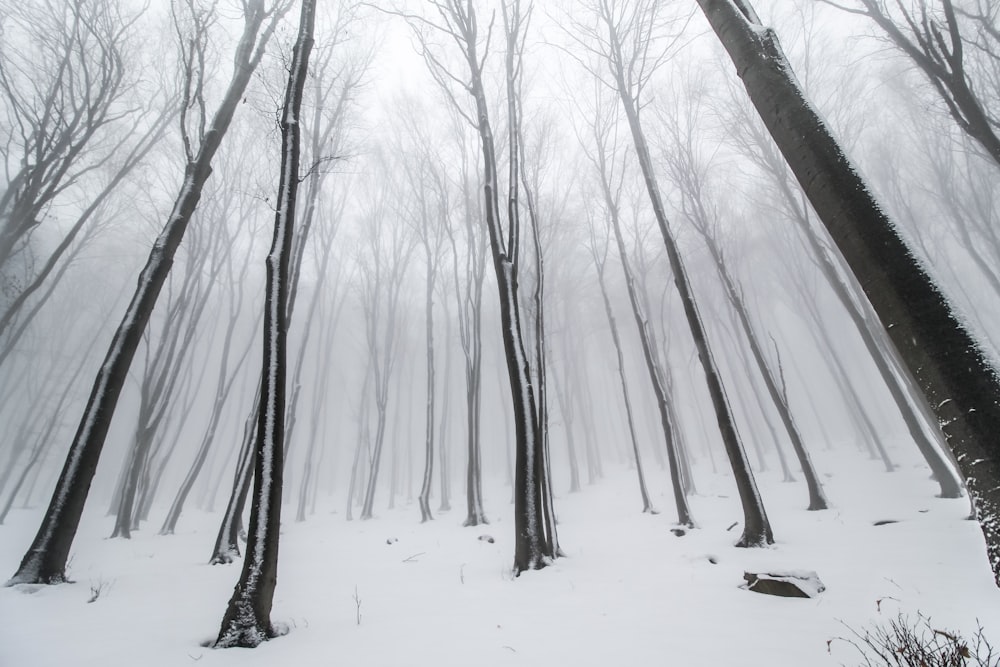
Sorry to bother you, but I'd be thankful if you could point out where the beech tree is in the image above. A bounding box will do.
[656,89,828,510]
[699,0,1000,585]
[576,0,772,546]
[6,0,291,587]
[215,0,315,648]
[717,47,964,498]
[581,93,691,525]
[397,0,555,572]
[585,211,656,513]
[444,125,489,527]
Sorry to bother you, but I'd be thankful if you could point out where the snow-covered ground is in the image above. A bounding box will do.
[2,442,998,666]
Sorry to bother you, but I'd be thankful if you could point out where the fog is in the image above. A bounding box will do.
[1,0,999,658]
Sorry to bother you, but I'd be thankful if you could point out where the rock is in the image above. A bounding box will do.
[386,537,398,545]
[743,570,825,598]
[670,528,687,537]
[873,519,899,526]
[477,535,495,543]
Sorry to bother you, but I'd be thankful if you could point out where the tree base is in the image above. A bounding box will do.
[214,622,285,649]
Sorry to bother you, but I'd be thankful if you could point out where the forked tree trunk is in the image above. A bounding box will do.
[6,1,286,586]
[215,0,314,648]
[700,0,1000,581]
[210,393,258,564]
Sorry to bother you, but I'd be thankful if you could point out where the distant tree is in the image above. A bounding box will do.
[580,93,690,524]
[576,0,772,546]
[397,0,555,572]
[388,118,445,521]
[699,0,1000,586]
[585,213,656,513]
[442,126,489,527]
[656,90,828,510]
[0,0,174,338]
[159,178,262,536]
[720,62,965,498]
[357,154,416,521]
[215,0,315,648]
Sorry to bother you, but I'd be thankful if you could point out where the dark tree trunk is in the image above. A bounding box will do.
[161,308,255,535]
[700,0,1000,578]
[215,0,314,647]
[209,397,257,564]
[605,200,692,527]
[6,2,284,586]
[733,91,962,495]
[603,12,771,546]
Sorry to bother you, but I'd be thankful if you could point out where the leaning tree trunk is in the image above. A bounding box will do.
[6,2,285,586]
[161,306,256,535]
[210,389,258,564]
[699,0,1000,581]
[605,200,692,527]
[607,32,772,546]
[698,227,828,510]
[216,0,314,648]
[781,175,962,495]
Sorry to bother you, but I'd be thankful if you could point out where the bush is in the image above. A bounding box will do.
[843,614,997,667]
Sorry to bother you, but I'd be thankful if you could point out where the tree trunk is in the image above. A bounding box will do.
[606,22,771,546]
[216,0,313,647]
[209,396,258,564]
[590,235,656,513]
[698,228,827,509]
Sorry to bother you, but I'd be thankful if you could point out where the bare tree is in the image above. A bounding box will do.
[443,122,489,527]
[699,0,1000,585]
[585,211,656,513]
[0,0,173,298]
[574,0,772,545]
[395,0,555,571]
[215,0,315,648]
[820,0,1000,168]
[656,88,828,510]
[580,92,691,524]
[719,65,964,498]
[159,175,263,536]
[6,0,291,587]
[357,153,415,521]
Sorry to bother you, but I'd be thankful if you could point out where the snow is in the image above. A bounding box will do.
[2,445,999,666]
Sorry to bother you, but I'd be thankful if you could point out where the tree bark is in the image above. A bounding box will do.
[215,0,314,647]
